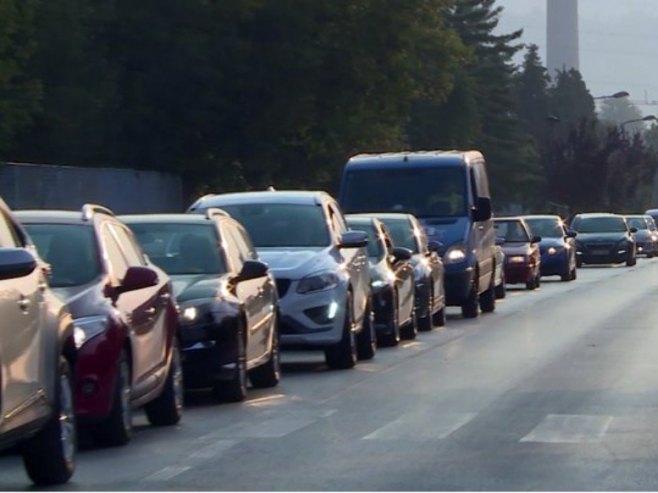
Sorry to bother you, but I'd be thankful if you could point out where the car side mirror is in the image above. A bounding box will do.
[472,197,492,222]
[0,248,37,280]
[238,259,269,281]
[338,231,368,249]
[118,266,159,294]
[427,241,442,254]
[532,235,542,244]
[391,247,413,262]
[566,230,577,238]
[630,227,638,234]
[495,236,505,246]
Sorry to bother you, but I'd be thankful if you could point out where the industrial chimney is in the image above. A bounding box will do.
[547,0,579,77]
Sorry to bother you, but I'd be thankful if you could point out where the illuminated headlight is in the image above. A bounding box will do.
[371,280,387,289]
[443,245,466,264]
[181,306,200,324]
[73,316,108,349]
[508,255,527,264]
[297,272,340,294]
[547,247,559,255]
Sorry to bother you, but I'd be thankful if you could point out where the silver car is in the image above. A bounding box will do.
[188,191,374,369]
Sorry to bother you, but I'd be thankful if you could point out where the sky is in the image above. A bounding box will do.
[496,0,658,115]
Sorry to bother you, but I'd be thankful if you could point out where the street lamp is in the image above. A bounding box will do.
[593,91,630,100]
[621,115,657,130]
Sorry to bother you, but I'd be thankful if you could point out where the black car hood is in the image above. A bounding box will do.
[577,232,628,243]
[171,274,226,302]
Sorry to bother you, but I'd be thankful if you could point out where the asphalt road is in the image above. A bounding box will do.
[4,260,658,491]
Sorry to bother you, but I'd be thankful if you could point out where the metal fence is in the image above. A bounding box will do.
[0,162,183,213]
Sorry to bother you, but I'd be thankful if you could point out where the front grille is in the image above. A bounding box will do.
[275,278,291,298]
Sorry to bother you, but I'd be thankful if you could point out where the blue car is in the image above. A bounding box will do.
[523,215,577,282]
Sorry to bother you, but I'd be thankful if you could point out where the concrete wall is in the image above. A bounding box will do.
[0,162,183,213]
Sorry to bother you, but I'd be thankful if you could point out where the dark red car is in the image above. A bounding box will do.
[494,217,542,290]
[17,205,182,447]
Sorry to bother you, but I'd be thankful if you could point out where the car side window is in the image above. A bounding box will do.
[0,212,21,248]
[100,224,129,281]
[234,223,257,260]
[110,224,146,266]
[328,205,347,239]
[221,223,245,272]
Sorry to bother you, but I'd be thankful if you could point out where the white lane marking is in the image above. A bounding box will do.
[143,466,192,482]
[364,412,476,440]
[213,409,335,439]
[189,439,239,460]
[244,394,287,407]
[521,414,614,443]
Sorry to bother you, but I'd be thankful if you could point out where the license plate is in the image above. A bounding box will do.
[592,249,609,255]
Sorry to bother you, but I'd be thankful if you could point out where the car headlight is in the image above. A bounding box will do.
[443,245,466,264]
[181,306,201,324]
[508,255,527,264]
[73,315,108,349]
[547,246,563,255]
[297,272,340,294]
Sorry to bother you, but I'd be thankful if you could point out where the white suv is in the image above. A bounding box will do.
[0,197,77,485]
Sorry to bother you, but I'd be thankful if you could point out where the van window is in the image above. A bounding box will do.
[342,166,467,218]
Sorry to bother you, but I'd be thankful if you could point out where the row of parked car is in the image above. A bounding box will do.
[2,149,656,485]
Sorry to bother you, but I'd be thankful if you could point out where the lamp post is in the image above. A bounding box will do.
[593,91,630,100]
[621,115,657,131]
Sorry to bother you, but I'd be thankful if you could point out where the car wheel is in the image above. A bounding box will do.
[576,257,583,268]
[325,293,357,370]
[379,290,400,347]
[526,277,537,290]
[93,350,132,446]
[570,267,577,280]
[356,300,376,360]
[461,276,479,319]
[249,315,281,388]
[626,254,637,267]
[432,306,446,327]
[214,322,248,401]
[560,264,571,282]
[479,271,496,313]
[401,307,418,340]
[145,338,184,423]
[417,287,433,332]
[495,271,506,299]
[535,273,541,288]
[22,357,76,485]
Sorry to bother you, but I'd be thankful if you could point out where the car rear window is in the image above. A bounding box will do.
[24,224,102,287]
[524,218,564,238]
[572,217,627,233]
[494,220,530,242]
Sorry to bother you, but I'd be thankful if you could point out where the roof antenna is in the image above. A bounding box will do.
[267,185,276,192]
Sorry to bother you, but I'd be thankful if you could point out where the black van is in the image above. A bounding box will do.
[338,150,496,318]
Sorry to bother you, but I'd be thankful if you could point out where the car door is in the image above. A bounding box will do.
[470,161,494,291]
[382,225,414,325]
[414,219,444,312]
[221,220,271,363]
[99,221,163,398]
[328,203,368,324]
[0,211,47,429]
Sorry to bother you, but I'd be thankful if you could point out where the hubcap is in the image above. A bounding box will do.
[59,372,76,463]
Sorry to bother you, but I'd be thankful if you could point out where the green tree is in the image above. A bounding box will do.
[0,0,41,156]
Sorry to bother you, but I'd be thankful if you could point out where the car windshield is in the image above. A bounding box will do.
[647,217,658,231]
[128,223,226,275]
[524,218,564,238]
[494,220,530,242]
[347,221,384,259]
[626,217,648,230]
[214,203,330,248]
[377,218,418,253]
[24,224,101,288]
[342,166,467,218]
[573,217,627,233]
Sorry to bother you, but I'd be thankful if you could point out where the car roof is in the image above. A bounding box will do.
[15,210,100,225]
[189,191,331,210]
[574,212,619,218]
[348,212,413,222]
[494,216,525,222]
[120,214,215,224]
[345,150,482,170]
[522,214,562,220]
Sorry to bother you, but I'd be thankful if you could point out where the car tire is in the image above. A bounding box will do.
[432,306,446,327]
[576,257,583,268]
[535,273,541,288]
[356,301,376,360]
[417,288,433,332]
[401,305,418,340]
[214,322,248,401]
[379,290,400,347]
[22,357,76,486]
[526,277,537,290]
[560,265,571,282]
[479,272,496,313]
[325,293,357,370]
[249,316,281,388]
[626,254,637,267]
[495,271,506,299]
[570,267,577,280]
[461,276,479,319]
[145,338,184,423]
[93,350,132,446]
